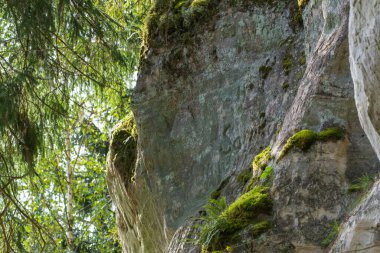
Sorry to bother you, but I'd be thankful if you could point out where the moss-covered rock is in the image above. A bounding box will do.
[200,186,272,251]
[317,127,345,141]
[142,0,219,49]
[259,166,273,181]
[252,146,272,171]
[277,128,345,161]
[109,112,138,184]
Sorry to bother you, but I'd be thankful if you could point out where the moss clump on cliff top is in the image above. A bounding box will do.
[109,112,138,183]
[277,127,345,161]
[142,0,219,48]
[199,186,272,251]
[142,0,294,50]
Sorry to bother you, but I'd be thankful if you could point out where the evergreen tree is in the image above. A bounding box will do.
[0,0,152,251]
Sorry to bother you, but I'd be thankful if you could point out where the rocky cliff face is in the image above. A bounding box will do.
[329,1,380,252]
[107,0,380,252]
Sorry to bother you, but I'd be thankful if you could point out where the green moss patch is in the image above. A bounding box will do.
[142,0,219,49]
[259,65,273,79]
[199,186,272,251]
[109,112,138,183]
[222,186,272,222]
[277,127,345,161]
[252,146,272,171]
[252,220,272,237]
[259,166,273,181]
[237,169,251,185]
[317,127,345,141]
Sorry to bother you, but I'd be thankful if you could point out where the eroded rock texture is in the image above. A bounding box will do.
[106,0,380,252]
[329,1,380,252]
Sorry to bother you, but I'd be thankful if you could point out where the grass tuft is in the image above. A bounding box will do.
[320,222,339,248]
[348,174,374,193]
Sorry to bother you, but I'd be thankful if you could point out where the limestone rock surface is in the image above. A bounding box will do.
[106,0,380,252]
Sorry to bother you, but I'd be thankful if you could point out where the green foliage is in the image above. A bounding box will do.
[278,129,317,160]
[197,197,228,250]
[259,65,273,79]
[198,186,272,251]
[221,186,272,223]
[259,166,273,181]
[252,146,272,171]
[237,169,251,185]
[252,220,272,237]
[317,127,345,141]
[321,222,339,248]
[277,128,345,161]
[348,174,374,193]
[210,189,222,200]
[142,0,219,48]
[0,0,151,251]
[245,177,258,192]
